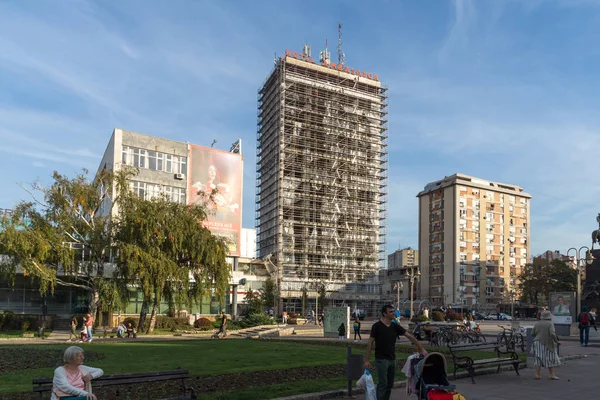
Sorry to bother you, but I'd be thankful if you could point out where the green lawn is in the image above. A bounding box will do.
[0,331,52,339]
[0,339,509,399]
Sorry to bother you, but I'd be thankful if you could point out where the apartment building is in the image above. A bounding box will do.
[417,174,531,309]
[388,247,419,269]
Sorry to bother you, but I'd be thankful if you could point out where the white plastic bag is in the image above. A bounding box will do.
[356,369,376,400]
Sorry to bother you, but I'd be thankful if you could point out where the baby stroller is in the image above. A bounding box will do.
[411,352,462,400]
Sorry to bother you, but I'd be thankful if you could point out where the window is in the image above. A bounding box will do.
[486,286,494,296]
[133,149,147,168]
[148,151,157,170]
[122,146,133,165]
[165,154,173,173]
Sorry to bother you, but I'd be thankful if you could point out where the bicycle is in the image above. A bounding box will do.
[497,325,524,352]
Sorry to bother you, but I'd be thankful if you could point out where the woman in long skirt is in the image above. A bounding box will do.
[532,311,561,380]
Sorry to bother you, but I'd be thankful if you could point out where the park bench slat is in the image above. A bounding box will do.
[33,369,189,384]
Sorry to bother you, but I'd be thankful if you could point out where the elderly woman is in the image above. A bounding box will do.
[532,311,561,380]
[52,346,103,400]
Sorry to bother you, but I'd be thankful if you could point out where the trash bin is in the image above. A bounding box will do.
[347,354,364,380]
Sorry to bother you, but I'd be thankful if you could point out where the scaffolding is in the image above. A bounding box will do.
[256,54,388,313]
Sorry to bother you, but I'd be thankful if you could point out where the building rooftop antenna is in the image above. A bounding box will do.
[319,38,330,64]
[337,22,345,67]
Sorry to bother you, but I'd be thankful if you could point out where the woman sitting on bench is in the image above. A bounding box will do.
[51,346,103,400]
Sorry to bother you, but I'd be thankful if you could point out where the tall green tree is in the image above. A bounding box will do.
[0,170,123,321]
[114,184,230,334]
[518,258,576,304]
[259,278,277,308]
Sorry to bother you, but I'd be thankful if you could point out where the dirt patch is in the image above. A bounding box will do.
[0,347,105,373]
[4,364,346,400]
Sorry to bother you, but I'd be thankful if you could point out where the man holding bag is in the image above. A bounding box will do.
[364,304,428,400]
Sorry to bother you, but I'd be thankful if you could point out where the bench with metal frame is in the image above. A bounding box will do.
[447,341,521,384]
[32,368,196,400]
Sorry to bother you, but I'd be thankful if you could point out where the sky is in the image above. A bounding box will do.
[0,0,599,258]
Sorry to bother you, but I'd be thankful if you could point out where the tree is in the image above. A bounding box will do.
[0,170,121,321]
[114,184,230,334]
[259,278,277,308]
[317,281,327,310]
[518,258,576,304]
[244,288,263,315]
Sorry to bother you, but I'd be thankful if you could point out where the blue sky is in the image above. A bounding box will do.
[1,0,599,257]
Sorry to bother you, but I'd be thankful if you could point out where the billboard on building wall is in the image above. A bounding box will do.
[188,145,243,256]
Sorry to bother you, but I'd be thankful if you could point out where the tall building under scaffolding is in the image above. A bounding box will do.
[256,44,388,315]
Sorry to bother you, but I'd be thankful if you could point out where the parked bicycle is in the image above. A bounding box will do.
[497,325,525,352]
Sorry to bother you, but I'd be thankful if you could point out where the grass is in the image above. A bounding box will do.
[0,339,349,394]
[0,339,514,399]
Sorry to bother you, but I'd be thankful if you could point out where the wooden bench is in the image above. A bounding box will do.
[100,326,118,338]
[32,369,196,400]
[448,341,521,384]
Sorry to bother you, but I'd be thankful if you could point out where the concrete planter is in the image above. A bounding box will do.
[288,318,308,325]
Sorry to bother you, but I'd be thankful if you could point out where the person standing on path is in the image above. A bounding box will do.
[84,314,93,342]
[364,304,428,400]
[532,311,560,380]
[577,306,591,346]
[353,317,362,341]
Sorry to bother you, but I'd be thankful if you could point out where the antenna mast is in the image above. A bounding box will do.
[337,22,345,67]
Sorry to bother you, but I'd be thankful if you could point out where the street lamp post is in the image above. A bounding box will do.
[404,267,421,320]
[393,281,403,311]
[567,246,595,318]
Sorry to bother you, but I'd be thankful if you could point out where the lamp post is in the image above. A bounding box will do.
[567,246,595,318]
[393,281,403,310]
[404,266,421,320]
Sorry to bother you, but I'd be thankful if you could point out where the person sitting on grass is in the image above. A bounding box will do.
[51,346,103,400]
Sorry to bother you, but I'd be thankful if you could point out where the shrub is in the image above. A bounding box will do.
[0,311,15,330]
[239,313,275,328]
[447,312,463,321]
[194,318,214,331]
[431,311,445,322]
[411,315,430,323]
[21,320,32,332]
[288,312,300,318]
[156,316,190,331]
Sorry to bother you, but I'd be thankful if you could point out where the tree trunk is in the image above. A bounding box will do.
[146,299,160,334]
[138,299,149,332]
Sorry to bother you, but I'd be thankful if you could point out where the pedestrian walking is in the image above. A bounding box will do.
[217,311,228,338]
[364,304,427,400]
[282,311,288,325]
[67,316,78,342]
[532,310,560,380]
[577,306,591,346]
[84,313,93,342]
[353,317,362,341]
[590,307,598,331]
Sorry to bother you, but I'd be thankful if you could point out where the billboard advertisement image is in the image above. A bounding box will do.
[549,291,575,324]
[188,145,243,256]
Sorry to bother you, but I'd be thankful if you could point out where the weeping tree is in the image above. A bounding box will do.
[0,169,122,321]
[114,179,230,334]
